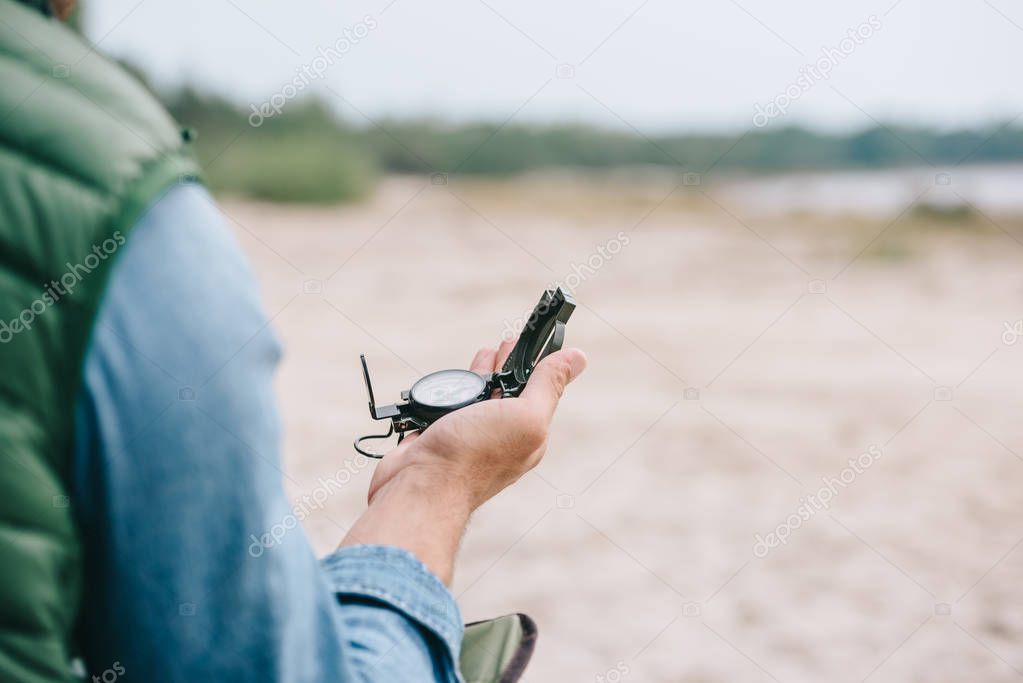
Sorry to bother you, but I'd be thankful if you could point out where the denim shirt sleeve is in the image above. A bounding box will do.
[72,183,463,683]
[324,546,465,680]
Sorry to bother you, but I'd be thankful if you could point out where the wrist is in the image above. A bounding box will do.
[378,436,481,510]
[384,461,474,519]
[340,458,472,585]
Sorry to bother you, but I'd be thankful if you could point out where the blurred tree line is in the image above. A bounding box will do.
[124,66,1023,204]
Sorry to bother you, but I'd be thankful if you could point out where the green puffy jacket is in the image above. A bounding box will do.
[0,1,199,679]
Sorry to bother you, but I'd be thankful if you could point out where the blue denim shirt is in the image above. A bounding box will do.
[72,184,464,682]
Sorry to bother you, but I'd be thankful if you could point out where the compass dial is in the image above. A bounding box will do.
[410,369,486,409]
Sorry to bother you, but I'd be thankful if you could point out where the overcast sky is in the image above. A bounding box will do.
[83,0,1023,133]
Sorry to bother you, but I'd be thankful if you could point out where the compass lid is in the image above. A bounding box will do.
[496,287,575,397]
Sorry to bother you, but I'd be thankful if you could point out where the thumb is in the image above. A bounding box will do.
[519,348,587,417]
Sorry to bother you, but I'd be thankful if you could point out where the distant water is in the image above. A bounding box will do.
[715,164,1023,217]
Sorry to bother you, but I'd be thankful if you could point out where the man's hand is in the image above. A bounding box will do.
[369,339,587,508]
[340,339,586,583]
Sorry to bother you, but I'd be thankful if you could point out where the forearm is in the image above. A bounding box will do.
[340,464,472,585]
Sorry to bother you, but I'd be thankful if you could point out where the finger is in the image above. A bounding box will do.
[494,337,518,371]
[519,348,587,418]
[470,347,497,374]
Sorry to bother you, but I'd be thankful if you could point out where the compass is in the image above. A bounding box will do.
[410,369,488,410]
[355,287,575,457]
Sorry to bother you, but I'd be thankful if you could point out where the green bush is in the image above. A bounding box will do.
[201,130,376,204]
[165,90,376,204]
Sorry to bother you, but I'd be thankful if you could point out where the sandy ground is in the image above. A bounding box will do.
[223,173,1023,683]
